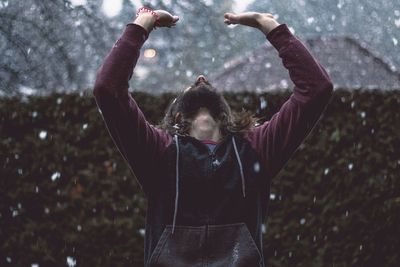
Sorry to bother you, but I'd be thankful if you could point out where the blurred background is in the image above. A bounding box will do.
[1,0,400,267]
[0,0,399,95]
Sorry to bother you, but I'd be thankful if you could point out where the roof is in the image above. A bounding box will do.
[209,35,400,92]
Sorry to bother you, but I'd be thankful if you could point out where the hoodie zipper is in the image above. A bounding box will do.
[206,142,221,266]
[183,134,232,266]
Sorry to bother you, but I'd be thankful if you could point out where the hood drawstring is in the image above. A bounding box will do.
[172,134,180,235]
[171,134,246,235]
[232,136,246,198]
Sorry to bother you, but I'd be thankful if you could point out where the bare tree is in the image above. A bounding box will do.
[0,0,114,95]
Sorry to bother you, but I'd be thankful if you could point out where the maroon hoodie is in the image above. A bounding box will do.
[93,23,333,267]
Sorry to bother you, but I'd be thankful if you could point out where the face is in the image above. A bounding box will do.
[177,75,225,122]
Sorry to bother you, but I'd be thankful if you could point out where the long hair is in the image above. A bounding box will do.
[157,82,262,138]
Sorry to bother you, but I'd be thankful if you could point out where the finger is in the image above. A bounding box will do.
[224,13,231,20]
[172,16,179,23]
[264,13,278,20]
[224,12,236,19]
[224,19,233,25]
[265,13,275,19]
[224,13,239,24]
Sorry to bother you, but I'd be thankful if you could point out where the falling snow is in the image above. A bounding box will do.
[0,1,398,266]
[138,228,145,236]
[262,223,266,234]
[186,70,193,77]
[0,0,398,95]
[337,0,344,9]
[253,161,261,173]
[279,79,289,88]
[348,163,354,170]
[259,97,267,110]
[66,256,77,267]
[39,130,47,139]
[51,172,61,181]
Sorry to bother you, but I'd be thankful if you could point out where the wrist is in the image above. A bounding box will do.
[133,13,157,34]
[257,16,280,36]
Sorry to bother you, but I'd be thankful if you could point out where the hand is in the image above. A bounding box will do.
[154,10,179,28]
[224,12,280,36]
[134,9,179,34]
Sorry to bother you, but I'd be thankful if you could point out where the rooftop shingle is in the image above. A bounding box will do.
[209,36,400,92]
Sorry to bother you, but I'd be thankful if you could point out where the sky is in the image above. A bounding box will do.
[11,0,398,94]
[71,0,257,17]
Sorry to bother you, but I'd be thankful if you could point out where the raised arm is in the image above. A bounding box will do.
[224,12,334,179]
[93,9,179,195]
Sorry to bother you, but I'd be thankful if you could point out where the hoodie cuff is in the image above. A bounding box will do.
[123,23,149,49]
[266,24,296,51]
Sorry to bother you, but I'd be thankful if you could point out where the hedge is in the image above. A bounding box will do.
[1,89,399,266]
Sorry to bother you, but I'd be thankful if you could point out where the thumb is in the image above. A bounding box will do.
[172,15,179,23]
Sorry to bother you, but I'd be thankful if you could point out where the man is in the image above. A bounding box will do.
[93,7,333,267]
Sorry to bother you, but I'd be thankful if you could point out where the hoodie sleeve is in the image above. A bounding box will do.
[93,23,172,195]
[246,24,334,180]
